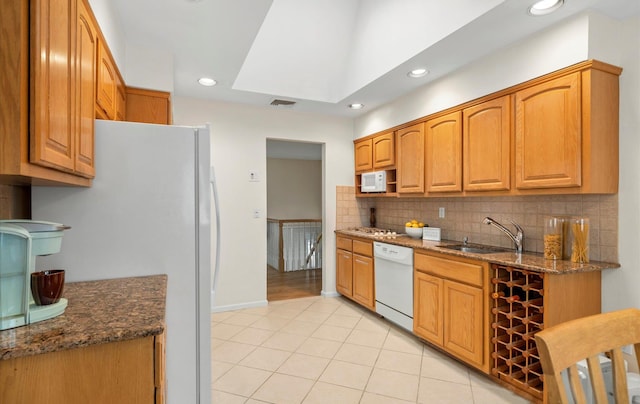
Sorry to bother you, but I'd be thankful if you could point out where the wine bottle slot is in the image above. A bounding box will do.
[524,377,543,388]
[505,339,527,350]
[491,291,506,299]
[521,347,539,358]
[491,333,511,344]
[506,309,527,320]
[522,314,544,325]
[491,304,511,314]
[491,349,510,359]
[506,324,527,335]
[506,277,527,287]
[521,298,544,308]
[492,364,509,375]
[520,331,538,341]
[492,319,511,329]
[521,281,543,291]
[491,275,511,284]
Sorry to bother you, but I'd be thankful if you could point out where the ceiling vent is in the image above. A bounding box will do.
[270,99,296,107]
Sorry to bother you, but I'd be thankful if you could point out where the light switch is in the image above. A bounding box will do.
[438,207,445,218]
[249,170,259,182]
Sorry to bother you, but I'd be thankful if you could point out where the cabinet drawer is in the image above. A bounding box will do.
[336,236,352,251]
[415,253,484,287]
[353,240,372,257]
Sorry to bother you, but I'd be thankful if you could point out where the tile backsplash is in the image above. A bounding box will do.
[336,186,618,263]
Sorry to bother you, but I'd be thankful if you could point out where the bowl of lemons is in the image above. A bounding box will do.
[405,220,425,239]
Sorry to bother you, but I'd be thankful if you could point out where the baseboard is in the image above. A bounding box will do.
[321,290,340,298]
[211,292,268,312]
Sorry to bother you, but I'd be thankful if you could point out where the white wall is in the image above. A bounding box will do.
[267,159,322,220]
[354,12,591,138]
[355,12,640,311]
[173,99,354,310]
[603,15,640,312]
[124,44,174,92]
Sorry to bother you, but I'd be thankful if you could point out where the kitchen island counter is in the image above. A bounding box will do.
[335,229,620,274]
[0,274,167,360]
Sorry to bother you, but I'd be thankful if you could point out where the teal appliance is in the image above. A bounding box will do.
[0,220,69,330]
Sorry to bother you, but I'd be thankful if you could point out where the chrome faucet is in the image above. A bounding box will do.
[483,217,524,254]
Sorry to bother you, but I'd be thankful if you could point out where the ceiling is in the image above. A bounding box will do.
[110,0,638,117]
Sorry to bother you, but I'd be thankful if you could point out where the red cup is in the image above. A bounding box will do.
[31,270,65,305]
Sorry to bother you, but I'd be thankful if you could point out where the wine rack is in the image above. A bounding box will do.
[491,264,545,399]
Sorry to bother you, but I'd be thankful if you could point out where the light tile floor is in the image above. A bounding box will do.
[212,296,533,403]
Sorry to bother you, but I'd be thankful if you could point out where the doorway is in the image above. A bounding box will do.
[266,139,323,301]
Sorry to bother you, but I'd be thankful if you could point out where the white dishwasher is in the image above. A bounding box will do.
[374,241,413,331]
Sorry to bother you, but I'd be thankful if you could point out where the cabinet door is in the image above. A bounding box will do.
[30,0,75,173]
[463,96,511,191]
[115,74,126,121]
[354,139,373,172]
[413,271,443,345]
[425,111,462,193]
[74,0,96,178]
[443,280,484,367]
[372,132,395,169]
[96,39,117,120]
[515,73,581,189]
[397,123,425,193]
[336,249,353,297]
[125,87,172,125]
[352,254,374,309]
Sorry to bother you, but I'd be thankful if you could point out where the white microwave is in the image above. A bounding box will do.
[361,170,387,193]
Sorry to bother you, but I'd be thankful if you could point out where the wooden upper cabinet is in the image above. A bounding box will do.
[115,74,126,121]
[74,0,97,178]
[96,39,117,120]
[354,139,373,172]
[30,0,76,173]
[125,87,172,125]
[372,132,395,169]
[425,111,462,193]
[396,123,425,194]
[463,95,511,192]
[515,73,581,189]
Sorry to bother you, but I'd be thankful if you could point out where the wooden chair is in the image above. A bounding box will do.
[534,308,640,404]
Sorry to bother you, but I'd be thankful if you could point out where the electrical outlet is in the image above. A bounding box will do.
[253,209,260,218]
[249,170,259,182]
[438,207,445,218]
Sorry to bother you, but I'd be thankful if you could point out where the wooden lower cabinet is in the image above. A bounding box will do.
[352,253,374,308]
[335,236,375,310]
[336,246,353,296]
[413,251,490,373]
[0,333,165,404]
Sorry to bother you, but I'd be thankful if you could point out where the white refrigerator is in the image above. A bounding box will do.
[31,120,213,404]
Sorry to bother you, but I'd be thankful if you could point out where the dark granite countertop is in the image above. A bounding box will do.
[335,229,620,274]
[0,274,167,360]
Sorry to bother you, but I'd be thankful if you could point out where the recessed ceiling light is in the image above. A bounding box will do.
[407,68,429,78]
[528,0,564,16]
[349,103,364,110]
[198,77,216,86]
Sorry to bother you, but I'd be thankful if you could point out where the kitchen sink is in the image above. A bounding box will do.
[439,244,511,254]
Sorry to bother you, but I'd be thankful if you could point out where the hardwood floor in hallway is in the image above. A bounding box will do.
[267,267,322,301]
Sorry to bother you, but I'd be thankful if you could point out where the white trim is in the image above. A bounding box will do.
[211,294,268,312]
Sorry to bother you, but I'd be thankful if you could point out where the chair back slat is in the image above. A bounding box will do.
[610,348,630,403]
[584,355,607,404]
[535,308,640,404]
[568,365,588,403]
